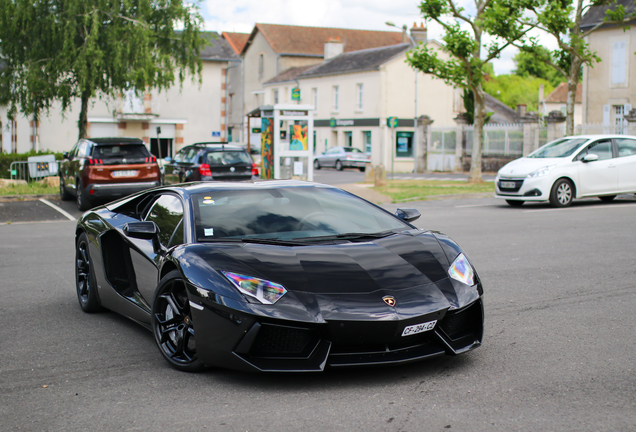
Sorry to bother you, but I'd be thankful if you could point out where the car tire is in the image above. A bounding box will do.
[76,180,92,211]
[505,200,524,207]
[60,176,72,201]
[335,160,343,171]
[152,270,205,372]
[599,195,616,202]
[75,232,102,313]
[314,159,321,170]
[358,167,366,172]
[549,178,574,208]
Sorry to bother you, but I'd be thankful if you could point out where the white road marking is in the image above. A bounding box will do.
[523,203,636,213]
[39,198,76,221]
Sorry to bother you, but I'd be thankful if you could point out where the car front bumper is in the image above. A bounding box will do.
[494,175,553,201]
[187,284,484,373]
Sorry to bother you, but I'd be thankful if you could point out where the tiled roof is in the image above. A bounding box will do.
[222,32,250,55]
[581,0,636,29]
[200,32,240,61]
[485,94,519,124]
[242,23,404,56]
[544,83,582,104]
[264,65,316,85]
[297,44,411,78]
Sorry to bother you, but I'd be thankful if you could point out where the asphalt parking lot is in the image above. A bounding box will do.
[1,185,635,431]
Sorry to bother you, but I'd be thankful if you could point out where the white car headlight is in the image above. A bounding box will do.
[222,271,287,304]
[527,165,556,178]
[448,253,475,286]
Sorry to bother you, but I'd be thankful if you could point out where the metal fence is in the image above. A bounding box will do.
[465,124,524,156]
[9,161,59,183]
[427,128,457,171]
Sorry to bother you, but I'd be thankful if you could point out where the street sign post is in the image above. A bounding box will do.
[387,117,398,179]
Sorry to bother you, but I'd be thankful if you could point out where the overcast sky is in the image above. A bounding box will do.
[200,0,530,75]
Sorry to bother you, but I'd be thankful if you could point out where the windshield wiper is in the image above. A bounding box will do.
[297,230,397,242]
[241,238,308,246]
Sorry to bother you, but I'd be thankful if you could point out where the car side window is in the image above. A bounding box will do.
[577,140,613,161]
[145,195,185,247]
[77,141,89,158]
[615,138,636,157]
[173,148,188,163]
[69,141,80,158]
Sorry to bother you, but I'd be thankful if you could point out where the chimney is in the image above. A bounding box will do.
[410,23,427,46]
[324,36,343,60]
[517,104,527,117]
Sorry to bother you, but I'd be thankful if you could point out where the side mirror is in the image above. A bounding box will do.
[63,152,69,159]
[124,221,163,254]
[582,154,599,163]
[395,208,421,223]
[124,221,159,239]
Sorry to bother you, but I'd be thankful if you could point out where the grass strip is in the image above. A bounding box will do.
[0,183,59,196]
[372,180,494,202]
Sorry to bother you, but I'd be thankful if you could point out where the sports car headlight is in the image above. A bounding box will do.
[448,253,475,286]
[222,272,287,305]
[527,165,556,178]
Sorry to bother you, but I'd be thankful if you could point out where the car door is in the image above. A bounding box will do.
[575,139,618,196]
[614,137,636,192]
[61,141,79,191]
[324,147,340,167]
[128,193,185,305]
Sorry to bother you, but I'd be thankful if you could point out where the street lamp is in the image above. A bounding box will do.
[386,21,418,174]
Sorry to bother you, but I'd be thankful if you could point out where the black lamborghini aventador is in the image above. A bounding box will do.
[75,181,484,372]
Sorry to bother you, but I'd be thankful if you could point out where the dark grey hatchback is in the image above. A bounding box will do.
[164,143,256,184]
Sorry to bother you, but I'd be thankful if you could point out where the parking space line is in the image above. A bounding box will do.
[523,203,636,213]
[39,199,76,221]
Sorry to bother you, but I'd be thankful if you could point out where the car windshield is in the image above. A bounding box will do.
[528,138,589,158]
[206,150,252,165]
[93,144,150,160]
[193,187,409,242]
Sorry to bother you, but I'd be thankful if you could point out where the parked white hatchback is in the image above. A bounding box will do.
[496,135,636,207]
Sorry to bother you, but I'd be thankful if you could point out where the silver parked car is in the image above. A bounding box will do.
[314,146,371,172]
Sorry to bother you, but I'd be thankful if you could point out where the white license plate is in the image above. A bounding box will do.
[500,181,516,189]
[401,320,437,337]
[112,170,138,177]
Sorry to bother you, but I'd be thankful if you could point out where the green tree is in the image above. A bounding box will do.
[519,0,635,135]
[0,0,206,139]
[408,0,536,182]
[483,74,554,112]
[513,47,565,87]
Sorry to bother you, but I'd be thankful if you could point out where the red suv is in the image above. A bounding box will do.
[59,137,161,210]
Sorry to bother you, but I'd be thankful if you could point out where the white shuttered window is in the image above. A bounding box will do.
[612,41,627,85]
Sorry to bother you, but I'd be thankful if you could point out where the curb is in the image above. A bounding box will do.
[0,194,59,203]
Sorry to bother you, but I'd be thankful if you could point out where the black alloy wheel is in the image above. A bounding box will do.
[505,200,524,207]
[314,159,321,170]
[549,178,574,208]
[599,195,616,202]
[335,160,343,171]
[76,180,92,211]
[75,232,101,312]
[152,270,204,372]
[358,166,366,172]
[60,176,72,201]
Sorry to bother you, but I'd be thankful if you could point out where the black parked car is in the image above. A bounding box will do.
[74,181,484,373]
[164,143,256,184]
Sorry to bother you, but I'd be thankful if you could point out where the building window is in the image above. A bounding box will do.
[612,41,627,86]
[273,89,279,104]
[312,88,318,111]
[395,131,413,157]
[356,84,363,111]
[614,105,626,134]
[333,86,339,112]
[363,131,372,154]
[258,54,264,79]
[228,127,233,142]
